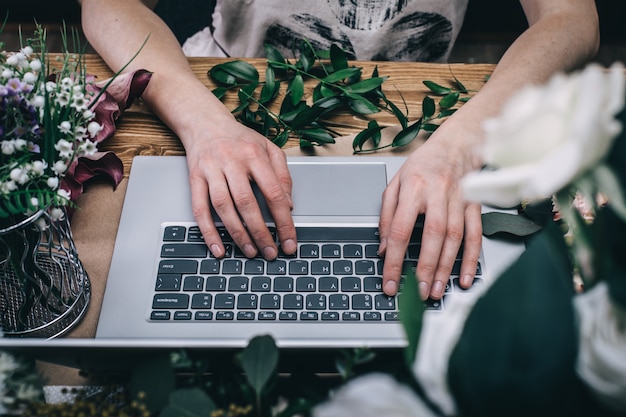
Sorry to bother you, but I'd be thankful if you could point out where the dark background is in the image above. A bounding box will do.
[1,0,625,65]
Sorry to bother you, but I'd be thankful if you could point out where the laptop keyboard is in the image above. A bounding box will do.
[150,223,482,322]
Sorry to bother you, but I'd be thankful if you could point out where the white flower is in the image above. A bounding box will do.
[574,282,626,413]
[30,197,39,208]
[54,139,74,158]
[45,81,57,92]
[13,139,27,151]
[9,167,28,185]
[0,181,17,194]
[22,72,36,84]
[58,121,72,134]
[79,139,97,156]
[1,68,13,79]
[30,160,47,176]
[5,54,19,67]
[461,63,625,208]
[57,188,71,201]
[1,140,16,155]
[20,46,33,57]
[46,177,59,190]
[52,160,67,175]
[49,207,65,221]
[313,373,437,417]
[29,59,42,72]
[87,121,103,137]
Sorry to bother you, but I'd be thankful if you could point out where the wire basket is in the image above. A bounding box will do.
[0,206,90,338]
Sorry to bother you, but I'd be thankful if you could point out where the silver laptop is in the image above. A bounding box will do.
[92,155,524,350]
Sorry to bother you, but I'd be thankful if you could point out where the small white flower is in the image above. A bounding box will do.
[20,46,33,57]
[13,139,27,151]
[79,139,97,156]
[52,160,67,175]
[83,109,95,120]
[45,81,57,92]
[29,59,42,72]
[60,77,73,89]
[87,121,102,137]
[58,121,72,134]
[0,181,17,194]
[9,167,28,185]
[71,93,88,111]
[30,160,47,175]
[54,139,74,158]
[1,68,13,79]
[49,207,65,221]
[30,95,45,108]
[74,126,87,140]
[30,197,39,208]
[6,54,19,67]
[57,188,71,201]
[1,140,16,155]
[47,177,59,189]
[22,72,37,84]
[55,91,70,107]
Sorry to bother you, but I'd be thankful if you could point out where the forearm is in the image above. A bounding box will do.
[437,2,599,162]
[80,0,235,148]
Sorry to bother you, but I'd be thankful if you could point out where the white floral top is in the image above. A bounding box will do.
[182,0,468,62]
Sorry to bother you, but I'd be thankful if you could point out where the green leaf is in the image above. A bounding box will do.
[422,96,435,119]
[399,267,424,366]
[422,123,439,132]
[160,388,217,417]
[352,120,384,151]
[299,127,336,144]
[241,335,279,397]
[380,93,408,128]
[298,40,316,72]
[211,60,259,83]
[347,76,387,94]
[260,67,278,103]
[330,43,349,71]
[208,68,237,86]
[346,94,379,115]
[322,67,362,84]
[439,91,460,109]
[272,130,290,148]
[438,108,457,118]
[211,86,229,99]
[423,80,451,95]
[264,44,286,65]
[481,211,544,238]
[289,74,305,105]
[392,118,422,148]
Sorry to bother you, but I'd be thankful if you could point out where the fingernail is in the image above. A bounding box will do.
[431,281,443,298]
[418,282,430,300]
[262,246,277,260]
[461,274,474,288]
[282,239,297,255]
[384,280,397,295]
[210,244,223,258]
[243,244,257,258]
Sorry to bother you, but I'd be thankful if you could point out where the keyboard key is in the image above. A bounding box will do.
[318,276,339,292]
[343,244,364,258]
[214,294,235,309]
[237,294,258,309]
[186,226,204,242]
[329,294,349,310]
[375,294,396,310]
[343,312,361,321]
[258,311,276,320]
[273,277,294,292]
[283,294,303,309]
[237,311,255,320]
[322,312,340,321]
[244,259,265,274]
[163,226,186,241]
[384,312,400,321]
[200,259,220,274]
[151,311,171,320]
[300,244,320,258]
[322,244,341,258]
[352,294,373,310]
[333,260,353,275]
[155,275,181,291]
[306,294,326,310]
[174,311,192,320]
[205,276,226,291]
[216,311,234,320]
[296,277,316,292]
[363,276,383,292]
[251,276,271,292]
[341,277,361,292]
[222,260,242,274]
[161,243,207,258]
[355,260,376,275]
[364,244,380,258]
[194,311,213,320]
[364,312,382,321]
[183,276,204,291]
[301,311,318,321]
[267,259,287,275]
[228,276,249,292]
[279,311,298,321]
[158,259,197,274]
[260,294,281,309]
[191,294,212,309]
[152,293,189,309]
[311,260,331,275]
[289,260,309,275]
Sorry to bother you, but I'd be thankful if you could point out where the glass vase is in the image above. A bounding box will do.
[0,206,90,338]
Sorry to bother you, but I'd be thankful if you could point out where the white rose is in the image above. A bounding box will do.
[313,373,437,417]
[574,282,626,413]
[462,63,625,208]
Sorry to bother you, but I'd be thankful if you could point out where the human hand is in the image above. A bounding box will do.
[184,119,298,260]
[377,138,483,300]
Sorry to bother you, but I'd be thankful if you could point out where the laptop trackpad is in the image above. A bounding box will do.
[289,162,387,216]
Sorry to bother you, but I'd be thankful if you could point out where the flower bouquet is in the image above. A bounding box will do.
[0,26,151,337]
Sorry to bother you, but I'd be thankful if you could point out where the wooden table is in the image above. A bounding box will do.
[85,55,495,176]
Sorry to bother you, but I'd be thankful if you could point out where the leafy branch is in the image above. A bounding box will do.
[208,41,476,152]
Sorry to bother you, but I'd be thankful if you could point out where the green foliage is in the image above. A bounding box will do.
[208,41,476,152]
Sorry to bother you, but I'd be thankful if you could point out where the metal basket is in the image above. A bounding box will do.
[0,207,90,338]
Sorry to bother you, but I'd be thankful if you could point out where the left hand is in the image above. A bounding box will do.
[377,137,483,300]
